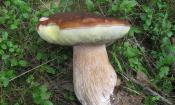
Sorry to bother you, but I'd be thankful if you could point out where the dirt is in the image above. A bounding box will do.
[112,89,144,105]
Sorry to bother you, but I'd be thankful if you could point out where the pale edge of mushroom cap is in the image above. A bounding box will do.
[37,23,130,45]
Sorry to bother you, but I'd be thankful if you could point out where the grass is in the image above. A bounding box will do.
[0,0,175,105]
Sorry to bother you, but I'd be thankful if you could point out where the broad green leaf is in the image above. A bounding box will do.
[0,70,14,87]
[2,78,9,87]
[125,47,140,58]
[44,66,56,74]
[10,24,18,30]
[44,101,53,105]
[85,0,95,11]
[19,60,27,67]
[36,52,45,60]
[120,0,137,13]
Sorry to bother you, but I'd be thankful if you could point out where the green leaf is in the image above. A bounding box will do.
[111,4,118,12]
[0,49,4,55]
[2,55,9,60]
[0,17,6,24]
[14,103,20,105]
[22,13,29,18]
[2,79,9,87]
[0,70,14,87]
[5,1,10,6]
[152,96,160,101]
[31,83,52,105]
[2,32,8,40]
[1,44,7,50]
[162,80,173,93]
[0,38,2,43]
[167,31,173,37]
[125,47,140,58]
[40,86,51,100]
[128,27,142,36]
[7,41,13,47]
[18,60,27,67]
[0,76,10,87]
[44,66,56,74]
[119,0,137,13]
[11,58,18,66]
[44,101,53,105]
[10,24,18,30]
[85,0,95,11]
[36,52,45,60]
[159,66,169,78]
[9,48,15,52]
[26,75,34,84]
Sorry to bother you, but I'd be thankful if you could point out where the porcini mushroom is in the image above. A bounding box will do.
[36,12,130,105]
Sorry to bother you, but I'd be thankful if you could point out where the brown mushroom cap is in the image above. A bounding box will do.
[37,12,130,45]
[37,12,130,29]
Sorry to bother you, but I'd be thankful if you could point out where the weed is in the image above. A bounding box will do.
[0,0,175,105]
[86,0,175,104]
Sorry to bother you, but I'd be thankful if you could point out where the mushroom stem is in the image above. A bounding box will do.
[73,44,120,105]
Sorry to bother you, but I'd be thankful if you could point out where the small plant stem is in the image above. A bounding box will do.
[10,58,56,82]
[126,75,173,105]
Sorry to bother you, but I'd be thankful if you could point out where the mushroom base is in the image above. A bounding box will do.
[73,44,120,105]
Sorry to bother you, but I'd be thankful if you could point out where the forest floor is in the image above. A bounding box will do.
[0,0,175,105]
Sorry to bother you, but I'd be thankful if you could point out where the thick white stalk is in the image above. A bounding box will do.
[73,44,120,105]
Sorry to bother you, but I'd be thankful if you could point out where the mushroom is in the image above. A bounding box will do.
[36,12,130,105]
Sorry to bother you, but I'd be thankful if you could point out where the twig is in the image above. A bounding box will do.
[95,2,105,16]
[39,0,53,13]
[123,86,141,95]
[63,0,68,12]
[126,75,173,105]
[10,58,56,82]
